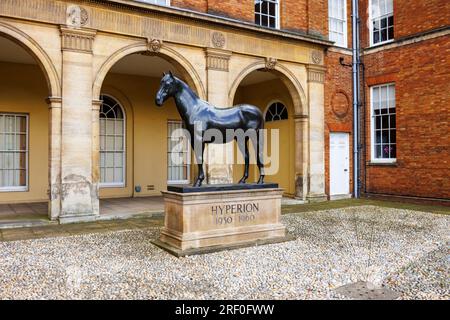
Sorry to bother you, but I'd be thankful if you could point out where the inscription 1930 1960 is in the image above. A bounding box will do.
[211,202,259,225]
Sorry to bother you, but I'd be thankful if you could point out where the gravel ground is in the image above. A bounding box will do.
[0,205,448,300]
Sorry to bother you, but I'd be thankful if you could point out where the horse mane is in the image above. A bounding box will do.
[174,76,199,99]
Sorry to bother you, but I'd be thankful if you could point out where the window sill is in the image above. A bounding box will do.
[367,161,397,167]
[0,187,29,192]
[168,181,190,185]
[99,184,126,189]
[369,39,394,48]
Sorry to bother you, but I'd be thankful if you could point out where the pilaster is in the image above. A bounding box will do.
[205,48,233,184]
[306,64,327,202]
[59,26,98,222]
[46,96,62,220]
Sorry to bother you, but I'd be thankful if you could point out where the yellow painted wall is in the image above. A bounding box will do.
[99,73,184,198]
[233,79,295,196]
[0,62,49,203]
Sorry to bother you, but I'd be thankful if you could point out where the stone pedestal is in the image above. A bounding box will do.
[153,184,292,257]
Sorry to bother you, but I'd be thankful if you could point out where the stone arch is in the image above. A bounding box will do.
[228,60,307,116]
[93,41,206,100]
[0,21,61,97]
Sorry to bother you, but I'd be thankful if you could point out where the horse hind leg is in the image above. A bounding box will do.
[237,137,249,184]
[256,129,265,184]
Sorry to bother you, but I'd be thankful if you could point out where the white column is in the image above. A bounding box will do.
[205,48,233,184]
[306,65,327,202]
[59,27,98,222]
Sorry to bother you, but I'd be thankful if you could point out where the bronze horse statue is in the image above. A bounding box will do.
[155,72,265,187]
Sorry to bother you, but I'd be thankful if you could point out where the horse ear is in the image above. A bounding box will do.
[162,72,166,77]
[169,71,173,78]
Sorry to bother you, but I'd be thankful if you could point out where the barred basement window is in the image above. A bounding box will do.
[99,95,125,187]
[371,84,396,161]
[167,120,190,184]
[255,0,280,29]
[265,102,288,122]
[370,0,394,45]
[0,114,28,191]
[328,0,347,47]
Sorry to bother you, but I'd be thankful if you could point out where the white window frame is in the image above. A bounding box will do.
[328,0,348,48]
[255,0,281,30]
[264,100,289,122]
[135,0,170,6]
[99,94,126,188]
[167,120,191,185]
[370,83,396,163]
[0,113,29,192]
[369,0,394,47]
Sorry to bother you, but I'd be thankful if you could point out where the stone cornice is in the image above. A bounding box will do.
[93,0,332,47]
[0,0,328,65]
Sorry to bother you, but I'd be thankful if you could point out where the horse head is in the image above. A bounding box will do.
[155,71,177,107]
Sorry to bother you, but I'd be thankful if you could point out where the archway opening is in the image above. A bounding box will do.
[97,52,199,212]
[232,69,296,196]
[0,35,51,220]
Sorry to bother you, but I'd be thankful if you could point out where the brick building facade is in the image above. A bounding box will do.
[167,0,450,201]
[0,0,448,223]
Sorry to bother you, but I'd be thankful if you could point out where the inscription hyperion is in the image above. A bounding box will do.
[211,202,259,225]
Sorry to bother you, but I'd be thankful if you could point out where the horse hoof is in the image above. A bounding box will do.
[193,181,202,187]
[238,179,247,184]
[257,177,265,184]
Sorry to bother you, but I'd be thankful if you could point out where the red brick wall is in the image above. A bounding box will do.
[171,0,207,12]
[280,0,308,33]
[169,0,331,36]
[324,51,354,197]
[362,36,450,199]
[359,0,450,47]
[307,0,327,37]
[206,0,254,22]
[394,0,450,38]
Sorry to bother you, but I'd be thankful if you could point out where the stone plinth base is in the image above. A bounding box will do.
[153,185,292,257]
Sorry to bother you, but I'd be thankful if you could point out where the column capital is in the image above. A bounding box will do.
[205,48,232,72]
[60,26,96,53]
[92,99,103,111]
[46,96,62,106]
[294,113,309,121]
[306,65,326,83]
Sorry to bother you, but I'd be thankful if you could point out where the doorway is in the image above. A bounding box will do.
[330,132,350,199]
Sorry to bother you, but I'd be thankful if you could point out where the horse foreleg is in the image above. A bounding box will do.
[193,141,205,187]
[256,129,265,184]
[238,137,249,184]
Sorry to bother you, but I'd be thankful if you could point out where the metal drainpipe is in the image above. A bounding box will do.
[352,0,360,198]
